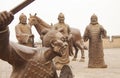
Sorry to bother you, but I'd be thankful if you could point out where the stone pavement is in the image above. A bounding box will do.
[0,48,120,78]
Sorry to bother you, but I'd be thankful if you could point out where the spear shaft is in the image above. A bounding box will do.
[10,0,35,15]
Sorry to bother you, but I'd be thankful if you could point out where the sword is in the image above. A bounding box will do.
[10,0,35,15]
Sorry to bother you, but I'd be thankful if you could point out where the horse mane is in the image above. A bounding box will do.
[34,15,51,29]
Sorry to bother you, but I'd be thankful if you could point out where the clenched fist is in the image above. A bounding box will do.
[0,11,14,31]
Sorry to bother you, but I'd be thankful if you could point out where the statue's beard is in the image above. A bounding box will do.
[54,45,67,57]
[20,22,27,25]
[59,20,64,23]
[91,21,98,25]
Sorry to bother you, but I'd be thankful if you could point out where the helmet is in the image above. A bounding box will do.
[91,14,98,20]
[58,13,65,19]
[90,14,98,25]
[19,13,27,20]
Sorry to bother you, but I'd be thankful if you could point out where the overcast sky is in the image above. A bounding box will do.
[0,0,120,42]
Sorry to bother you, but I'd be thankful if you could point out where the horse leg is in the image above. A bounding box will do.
[76,41,85,62]
[68,39,74,56]
[72,44,78,61]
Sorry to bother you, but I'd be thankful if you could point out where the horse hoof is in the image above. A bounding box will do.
[72,58,77,61]
[79,58,85,62]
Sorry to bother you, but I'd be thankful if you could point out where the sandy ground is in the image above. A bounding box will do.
[70,48,120,78]
[0,48,120,78]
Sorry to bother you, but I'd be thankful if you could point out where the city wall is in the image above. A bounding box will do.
[84,35,120,48]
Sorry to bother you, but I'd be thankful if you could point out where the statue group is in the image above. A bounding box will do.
[0,10,107,78]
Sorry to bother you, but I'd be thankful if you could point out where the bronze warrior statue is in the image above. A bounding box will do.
[15,13,34,47]
[83,14,107,68]
[0,11,73,78]
[53,13,72,70]
[53,13,85,62]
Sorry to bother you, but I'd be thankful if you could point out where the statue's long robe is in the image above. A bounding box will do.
[83,24,107,67]
[0,29,58,78]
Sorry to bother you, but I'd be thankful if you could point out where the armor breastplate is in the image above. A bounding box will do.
[55,24,68,36]
[22,52,54,78]
[89,25,101,40]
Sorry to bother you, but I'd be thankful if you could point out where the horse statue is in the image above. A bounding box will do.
[28,13,85,62]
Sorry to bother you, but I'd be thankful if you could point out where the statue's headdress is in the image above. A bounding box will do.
[19,13,27,20]
[58,13,65,19]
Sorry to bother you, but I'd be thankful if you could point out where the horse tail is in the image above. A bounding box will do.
[59,65,74,78]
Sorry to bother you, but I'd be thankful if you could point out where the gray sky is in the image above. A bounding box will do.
[0,0,120,42]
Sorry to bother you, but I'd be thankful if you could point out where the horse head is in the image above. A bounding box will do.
[28,13,39,26]
[28,13,52,35]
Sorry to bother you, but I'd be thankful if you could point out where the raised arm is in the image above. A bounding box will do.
[0,11,14,60]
